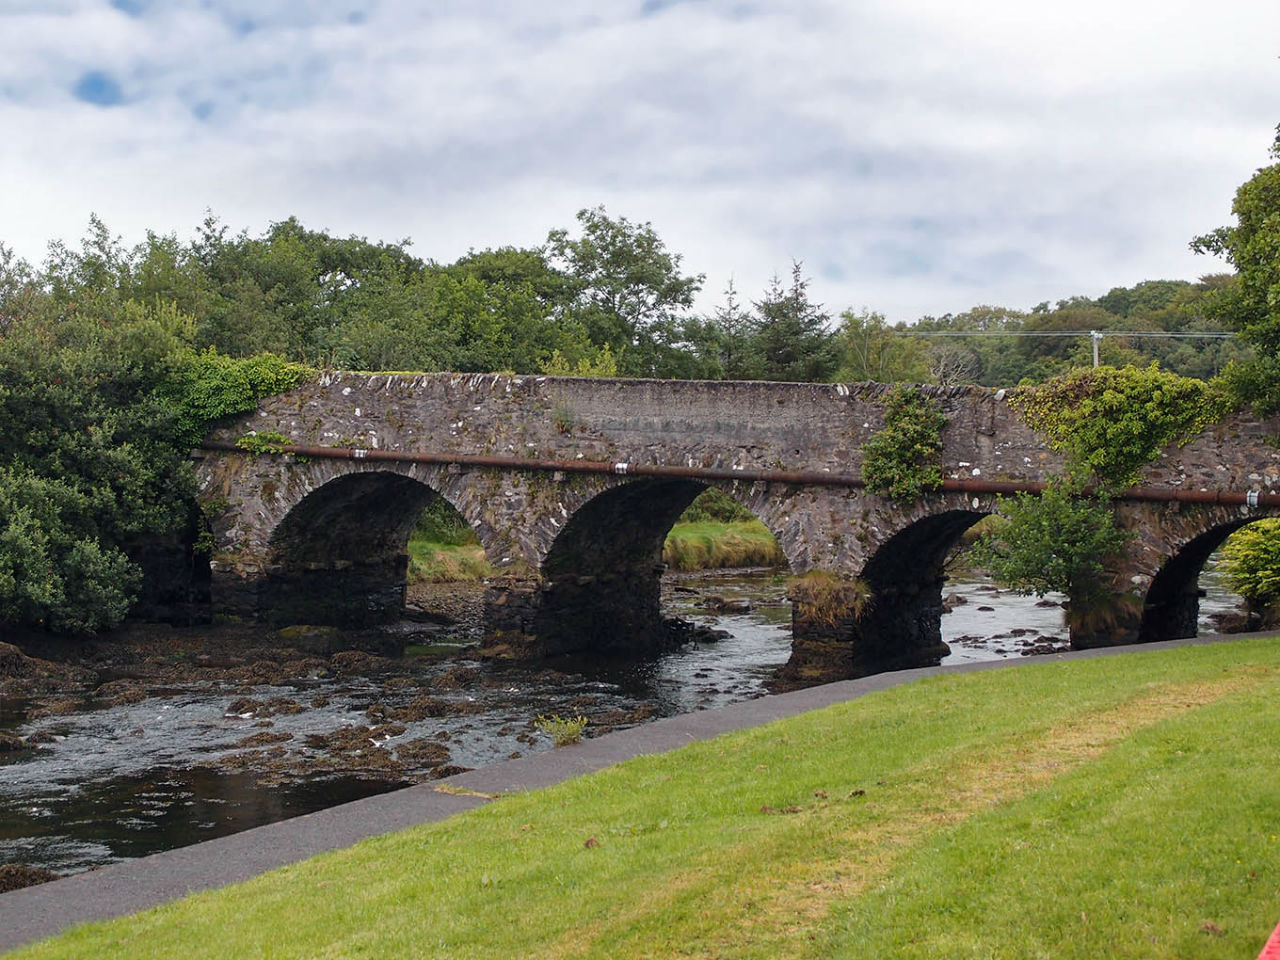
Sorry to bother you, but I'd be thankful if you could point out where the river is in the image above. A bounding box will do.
[0,565,1247,877]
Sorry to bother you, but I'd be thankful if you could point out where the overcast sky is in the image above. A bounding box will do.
[1,0,1277,321]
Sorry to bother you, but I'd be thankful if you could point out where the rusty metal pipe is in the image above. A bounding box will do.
[197,440,1280,509]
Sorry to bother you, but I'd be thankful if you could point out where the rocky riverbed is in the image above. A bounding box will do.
[0,566,1250,887]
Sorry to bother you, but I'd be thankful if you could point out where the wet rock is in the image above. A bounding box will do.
[1034,598,1061,608]
[976,605,996,612]
[28,697,82,720]
[96,678,148,707]
[0,732,26,753]
[0,864,58,893]
[662,618,729,646]
[329,651,396,676]
[1020,640,1069,656]
[225,696,304,719]
[24,729,57,746]
[236,731,294,748]
[305,723,407,753]
[0,642,97,696]
[394,696,485,722]
[394,738,452,768]
[941,593,968,613]
[429,666,481,690]
[704,596,753,614]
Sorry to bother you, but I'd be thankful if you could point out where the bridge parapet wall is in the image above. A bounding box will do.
[195,373,1280,677]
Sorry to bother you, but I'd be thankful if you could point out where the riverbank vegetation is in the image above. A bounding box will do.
[406,488,787,582]
[2,131,1278,635]
[12,638,1280,959]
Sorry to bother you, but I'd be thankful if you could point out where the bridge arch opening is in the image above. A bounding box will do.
[265,470,474,628]
[533,480,789,656]
[849,509,988,676]
[1139,517,1276,642]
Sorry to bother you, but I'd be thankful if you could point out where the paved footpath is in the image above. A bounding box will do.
[0,633,1263,953]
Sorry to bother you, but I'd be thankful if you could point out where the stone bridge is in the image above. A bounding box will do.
[194,373,1280,683]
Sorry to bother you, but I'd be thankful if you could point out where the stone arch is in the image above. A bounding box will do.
[529,477,792,656]
[262,468,476,627]
[1138,514,1273,642]
[849,507,989,676]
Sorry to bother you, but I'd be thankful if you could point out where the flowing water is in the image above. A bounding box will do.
[0,565,1247,877]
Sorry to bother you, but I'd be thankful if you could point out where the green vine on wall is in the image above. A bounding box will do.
[1010,364,1230,489]
[235,431,291,455]
[860,388,949,499]
[161,349,316,446]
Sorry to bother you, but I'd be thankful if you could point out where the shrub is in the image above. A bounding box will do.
[787,571,872,628]
[861,388,948,499]
[676,487,755,524]
[970,477,1130,610]
[1010,364,1229,488]
[534,714,588,747]
[1219,518,1280,623]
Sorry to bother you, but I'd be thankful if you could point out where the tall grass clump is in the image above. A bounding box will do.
[663,520,786,571]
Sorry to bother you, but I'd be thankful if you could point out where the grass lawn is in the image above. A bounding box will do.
[16,638,1280,959]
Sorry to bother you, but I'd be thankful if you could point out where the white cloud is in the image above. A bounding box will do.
[0,0,1275,321]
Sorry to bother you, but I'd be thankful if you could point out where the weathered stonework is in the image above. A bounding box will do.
[194,373,1280,681]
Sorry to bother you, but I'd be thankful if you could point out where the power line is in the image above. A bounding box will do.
[907,330,1237,339]
[905,328,1239,368]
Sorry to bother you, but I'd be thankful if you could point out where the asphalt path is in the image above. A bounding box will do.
[0,632,1270,954]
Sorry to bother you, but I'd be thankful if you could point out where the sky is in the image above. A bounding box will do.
[0,0,1277,322]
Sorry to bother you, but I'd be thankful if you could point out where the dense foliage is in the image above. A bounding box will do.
[1010,364,1228,488]
[3,138,1276,635]
[860,388,948,498]
[971,479,1130,612]
[1192,129,1280,413]
[0,303,194,631]
[0,227,316,633]
[1219,519,1280,622]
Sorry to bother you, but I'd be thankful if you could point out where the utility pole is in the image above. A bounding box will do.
[1090,330,1102,367]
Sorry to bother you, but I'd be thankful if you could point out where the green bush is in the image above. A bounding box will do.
[412,498,479,547]
[861,388,948,499]
[1219,518,1280,622]
[970,477,1130,613]
[1010,364,1228,488]
[162,349,314,445]
[675,487,755,524]
[534,714,588,746]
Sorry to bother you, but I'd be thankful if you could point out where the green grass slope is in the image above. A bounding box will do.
[10,639,1280,959]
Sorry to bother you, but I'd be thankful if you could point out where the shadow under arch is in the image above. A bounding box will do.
[264,469,462,627]
[534,478,784,656]
[850,508,987,676]
[1139,518,1258,642]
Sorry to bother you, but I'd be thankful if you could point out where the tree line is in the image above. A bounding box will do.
[1,129,1278,635]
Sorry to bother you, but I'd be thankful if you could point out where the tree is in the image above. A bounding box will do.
[971,478,1130,615]
[835,309,929,383]
[752,263,838,382]
[1191,129,1280,411]
[0,303,196,632]
[1219,519,1280,626]
[544,206,704,377]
